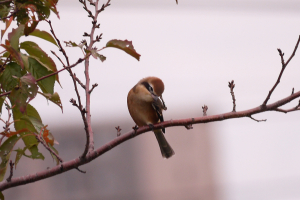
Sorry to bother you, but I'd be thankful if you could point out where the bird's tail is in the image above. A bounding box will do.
[154,129,175,159]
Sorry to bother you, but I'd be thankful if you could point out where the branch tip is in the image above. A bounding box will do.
[75,167,86,173]
[202,105,208,116]
[6,160,14,182]
[185,124,193,130]
[249,116,267,122]
[115,126,122,137]
[228,80,236,112]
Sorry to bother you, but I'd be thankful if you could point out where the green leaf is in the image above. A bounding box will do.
[49,144,59,165]
[12,104,45,160]
[9,74,38,113]
[8,24,25,51]
[0,62,22,91]
[14,147,27,169]
[20,115,43,134]
[0,4,10,22]
[0,96,4,113]
[0,135,21,181]
[64,40,86,49]
[20,41,59,83]
[90,49,106,62]
[46,0,60,19]
[17,109,57,162]
[28,57,55,94]
[29,29,58,46]
[106,39,141,61]
[38,92,63,112]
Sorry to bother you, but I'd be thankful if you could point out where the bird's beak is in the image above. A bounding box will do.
[151,92,167,111]
[160,95,167,111]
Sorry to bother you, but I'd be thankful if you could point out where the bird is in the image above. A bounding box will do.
[127,76,175,159]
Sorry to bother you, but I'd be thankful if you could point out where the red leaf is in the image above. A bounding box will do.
[1,44,24,68]
[106,39,141,61]
[1,16,13,41]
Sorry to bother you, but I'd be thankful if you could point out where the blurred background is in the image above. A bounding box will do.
[2,0,300,199]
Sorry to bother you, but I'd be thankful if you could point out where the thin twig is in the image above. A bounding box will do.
[51,51,66,67]
[74,73,86,89]
[35,133,63,163]
[81,0,105,158]
[6,160,14,182]
[98,0,111,13]
[274,99,300,113]
[89,83,98,94]
[262,35,300,106]
[36,58,85,82]
[115,126,121,137]
[202,105,208,116]
[228,80,236,112]
[249,115,267,122]
[184,124,193,130]
[47,19,92,160]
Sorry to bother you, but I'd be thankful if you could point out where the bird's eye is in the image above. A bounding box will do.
[149,86,153,92]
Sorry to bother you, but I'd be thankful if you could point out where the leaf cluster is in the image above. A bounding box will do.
[0,0,61,186]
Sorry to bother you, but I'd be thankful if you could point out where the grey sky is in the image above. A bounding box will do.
[59,0,300,12]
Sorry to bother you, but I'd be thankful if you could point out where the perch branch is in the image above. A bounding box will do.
[1,89,299,191]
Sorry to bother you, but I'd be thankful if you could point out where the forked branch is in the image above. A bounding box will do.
[262,35,300,106]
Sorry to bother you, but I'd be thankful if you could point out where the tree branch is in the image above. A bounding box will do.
[228,80,236,112]
[5,161,14,182]
[46,19,92,159]
[0,89,299,191]
[262,35,300,106]
[81,0,107,158]
[35,133,63,163]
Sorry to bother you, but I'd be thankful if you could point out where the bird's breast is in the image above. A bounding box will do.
[127,93,159,127]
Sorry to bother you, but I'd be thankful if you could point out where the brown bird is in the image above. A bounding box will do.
[127,77,175,159]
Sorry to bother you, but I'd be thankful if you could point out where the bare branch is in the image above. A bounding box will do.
[274,99,300,113]
[185,124,193,130]
[46,19,93,160]
[89,83,98,94]
[74,73,86,89]
[262,35,300,106]
[51,51,66,67]
[6,160,14,182]
[35,133,63,163]
[228,80,236,112]
[202,105,208,116]
[98,0,111,13]
[1,89,299,191]
[81,0,106,158]
[249,116,267,122]
[115,126,121,137]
